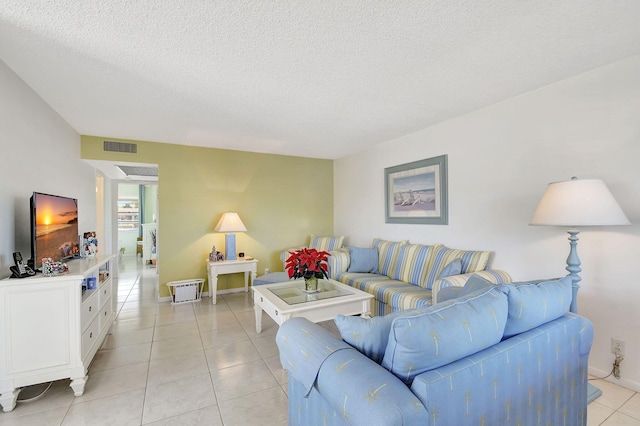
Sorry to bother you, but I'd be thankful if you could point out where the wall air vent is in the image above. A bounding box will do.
[103,141,138,153]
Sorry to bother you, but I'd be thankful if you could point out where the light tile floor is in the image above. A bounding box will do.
[0,257,288,425]
[588,378,640,426]
[0,256,638,425]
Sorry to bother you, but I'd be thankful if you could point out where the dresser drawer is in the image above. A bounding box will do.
[81,317,100,359]
[99,298,113,330]
[81,291,99,332]
[98,279,112,308]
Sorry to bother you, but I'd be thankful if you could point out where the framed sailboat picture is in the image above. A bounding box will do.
[384,155,448,225]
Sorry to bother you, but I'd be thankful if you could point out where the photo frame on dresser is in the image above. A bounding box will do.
[384,154,448,225]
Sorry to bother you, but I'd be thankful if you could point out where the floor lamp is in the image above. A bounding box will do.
[530,177,630,403]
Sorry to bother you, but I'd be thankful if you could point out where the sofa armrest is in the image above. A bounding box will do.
[276,317,352,395]
[432,269,512,304]
[327,248,349,278]
[569,312,594,356]
[279,246,306,270]
[278,317,429,425]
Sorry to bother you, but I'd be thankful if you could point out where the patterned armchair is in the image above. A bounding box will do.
[277,277,593,425]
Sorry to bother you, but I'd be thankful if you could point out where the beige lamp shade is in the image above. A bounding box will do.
[530,178,630,227]
[214,212,247,233]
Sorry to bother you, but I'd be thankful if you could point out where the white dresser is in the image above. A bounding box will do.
[0,254,115,412]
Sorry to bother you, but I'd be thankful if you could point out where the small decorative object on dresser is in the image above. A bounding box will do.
[82,231,98,257]
[285,248,330,292]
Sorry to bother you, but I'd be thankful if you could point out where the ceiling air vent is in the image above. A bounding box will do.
[116,165,158,177]
[103,141,137,153]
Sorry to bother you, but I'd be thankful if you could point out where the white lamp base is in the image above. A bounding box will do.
[225,233,237,261]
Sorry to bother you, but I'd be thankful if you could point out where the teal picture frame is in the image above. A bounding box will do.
[385,155,448,225]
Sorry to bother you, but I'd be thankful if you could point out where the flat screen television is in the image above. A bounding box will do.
[30,192,79,269]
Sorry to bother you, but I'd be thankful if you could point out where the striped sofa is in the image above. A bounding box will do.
[328,239,511,316]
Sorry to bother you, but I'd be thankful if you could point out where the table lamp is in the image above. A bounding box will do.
[214,212,247,261]
[530,177,629,313]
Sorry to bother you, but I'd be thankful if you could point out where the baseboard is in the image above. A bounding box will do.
[157,290,209,304]
[157,289,247,304]
[589,366,640,392]
[215,288,247,295]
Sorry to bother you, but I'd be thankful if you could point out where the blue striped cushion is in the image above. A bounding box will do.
[372,238,409,278]
[424,246,492,289]
[395,243,441,286]
[326,248,349,278]
[336,272,433,310]
[309,235,344,251]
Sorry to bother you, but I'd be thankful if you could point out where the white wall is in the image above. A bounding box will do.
[335,55,640,390]
[0,59,97,277]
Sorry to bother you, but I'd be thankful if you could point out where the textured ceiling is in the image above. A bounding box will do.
[1,1,639,160]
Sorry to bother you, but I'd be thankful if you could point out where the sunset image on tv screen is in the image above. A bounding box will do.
[34,193,79,263]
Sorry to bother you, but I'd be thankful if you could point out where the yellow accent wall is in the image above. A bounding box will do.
[81,136,334,297]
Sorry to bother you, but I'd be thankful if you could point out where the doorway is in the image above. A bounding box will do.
[117,183,158,268]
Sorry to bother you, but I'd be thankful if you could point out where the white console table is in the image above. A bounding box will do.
[206,259,258,304]
[0,254,115,412]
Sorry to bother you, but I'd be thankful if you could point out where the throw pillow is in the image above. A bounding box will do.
[309,235,344,252]
[424,246,492,289]
[334,306,428,363]
[347,246,378,273]
[435,286,462,302]
[437,273,494,302]
[372,238,409,278]
[381,286,508,385]
[461,273,494,293]
[497,276,572,338]
[437,258,462,279]
[395,243,441,286]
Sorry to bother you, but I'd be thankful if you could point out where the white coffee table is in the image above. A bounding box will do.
[252,278,373,333]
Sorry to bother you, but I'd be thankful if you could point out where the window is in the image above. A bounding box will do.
[118,197,139,231]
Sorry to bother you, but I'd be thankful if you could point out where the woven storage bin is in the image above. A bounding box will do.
[166,279,205,304]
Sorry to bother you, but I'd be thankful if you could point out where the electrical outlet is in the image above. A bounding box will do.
[611,338,625,356]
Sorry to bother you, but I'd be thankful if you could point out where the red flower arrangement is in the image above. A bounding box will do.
[285,248,330,280]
